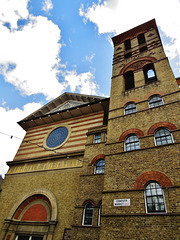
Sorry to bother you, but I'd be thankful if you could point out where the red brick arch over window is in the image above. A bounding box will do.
[119,129,144,141]
[120,57,157,75]
[82,199,95,207]
[121,98,140,107]
[147,122,177,135]
[134,171,173,189]
[91,154,105,165]
[143,91,166,101]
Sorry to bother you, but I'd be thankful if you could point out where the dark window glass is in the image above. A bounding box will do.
[17,237,30,240]
[124,52,132,59]
[17,237,43,240]
[155,128,173,146]
[124,39,132,58]
[124,71,134,90]
[149,95,163,108]
[32,237,43,240]
[145,182,166,213]
[125,134,140,151]
[138,33,146,45]
[95,159,105,174]
[140,46,148,52]
[83,203,93,225]
[124,39,131,51]
[125,102,137,114]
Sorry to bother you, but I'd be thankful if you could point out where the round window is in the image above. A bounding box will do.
[45,126,70,149]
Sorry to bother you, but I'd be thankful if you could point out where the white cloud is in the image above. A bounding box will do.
[0,0,29,29]
[79,0,180,66]
[85,53,96,63]
[0,0,99,101]
[0,102,42,177]
[42,0,53,13]
[64,70,98,95]
[0,14,65,100]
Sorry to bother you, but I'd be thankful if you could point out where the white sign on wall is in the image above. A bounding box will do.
[114,199,130,207]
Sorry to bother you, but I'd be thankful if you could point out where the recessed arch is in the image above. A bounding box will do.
[82,199,95,207]
[91,154,105,165]
[147,122,177,135]
[119,129,144,141]
[134,171,173,189]
[120,57,157,75]
[7,188,58,222]
[121,98,140,107]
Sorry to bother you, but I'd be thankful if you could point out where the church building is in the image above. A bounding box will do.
[0,19,180,240]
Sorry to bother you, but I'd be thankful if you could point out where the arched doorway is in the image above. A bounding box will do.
[1,189,58,240]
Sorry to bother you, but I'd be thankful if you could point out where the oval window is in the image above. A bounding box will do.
[45,126,69,149]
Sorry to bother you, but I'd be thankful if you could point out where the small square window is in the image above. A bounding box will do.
[93,133,101,143]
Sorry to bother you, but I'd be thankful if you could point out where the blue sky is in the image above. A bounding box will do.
[0,0,180,176]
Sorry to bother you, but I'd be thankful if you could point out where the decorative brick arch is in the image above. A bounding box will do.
[134,171,173,189]
[7,188,58,222]
[120,57,157,75]
[82,199,95,207]
[119,129,144,141]
[143,91,166,101]
[121,98,140,107]
[148,122,177,135]
[91,154,105,165]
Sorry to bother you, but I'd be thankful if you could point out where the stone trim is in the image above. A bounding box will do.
[6,189,58,222]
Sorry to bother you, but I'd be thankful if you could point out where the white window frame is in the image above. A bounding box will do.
[124,102,137,115]
[154,128,174,146]
[148,95,164,108]
[82,203,94,226]
[94,159,105,174]
[124,134,140,152]
[144,181,167,214]
[98,205,102,226]
[104,132,107,142]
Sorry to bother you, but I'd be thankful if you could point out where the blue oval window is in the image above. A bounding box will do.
[46,126,69,148]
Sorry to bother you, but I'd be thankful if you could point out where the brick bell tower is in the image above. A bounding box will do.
[101,19,180,239]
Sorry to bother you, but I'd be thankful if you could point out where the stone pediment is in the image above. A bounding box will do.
[20,92,106,121]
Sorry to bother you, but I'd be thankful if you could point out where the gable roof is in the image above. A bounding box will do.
[18,92,109,131]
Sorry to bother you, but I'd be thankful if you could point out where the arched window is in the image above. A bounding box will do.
[124,102,137,114]
[125,134,140,151]
[145,181,166,213]
[148,95,163,108]
[154,128,173,146]
[82,202,94,226]
[143,64,157,83]
[94,159,105,174]
[124,71,134,90]
[98,204,102,226]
